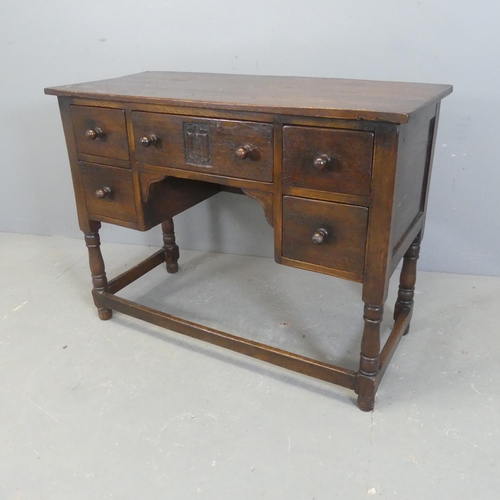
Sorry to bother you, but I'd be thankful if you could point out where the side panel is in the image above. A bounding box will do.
[58,97,93,232]
[390,104,438,258]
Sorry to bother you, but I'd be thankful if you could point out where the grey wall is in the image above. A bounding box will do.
[1,1,498,276]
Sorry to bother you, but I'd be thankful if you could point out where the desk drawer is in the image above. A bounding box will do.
[71,106,129,161]
[80,162,137,222]
[283,126,373,196]
[282,196,368,275]
[132,112,273,182]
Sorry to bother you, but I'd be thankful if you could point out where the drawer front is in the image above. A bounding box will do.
[132,112,273,182]
[282,196,368,274]
[283,126,373,196]
[71,106,129,161]
[80,162,137,222]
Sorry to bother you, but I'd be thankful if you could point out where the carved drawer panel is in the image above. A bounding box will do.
[283,126,373,196]
[282,196,368,275]
[132,112,273,182]
[79,162,137,222]
[71,106,129,161]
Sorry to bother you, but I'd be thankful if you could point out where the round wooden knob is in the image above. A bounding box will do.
[313,154,331,170]
[95,187,112,199]
[86,127,104,140]
[140,135,158,147]
[311,228,329,245]
[235,145,254,159]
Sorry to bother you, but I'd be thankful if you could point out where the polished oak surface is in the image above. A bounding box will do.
[45,72,452,411]
[46,71,452,123]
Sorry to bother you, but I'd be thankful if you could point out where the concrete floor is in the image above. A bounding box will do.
[1,232,499,499]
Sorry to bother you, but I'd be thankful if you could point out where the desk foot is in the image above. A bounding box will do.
[356,372,377,411]
[394,235,421,334]
[357,393,375,412]
[98,307,113,321]
[162,218,179,274]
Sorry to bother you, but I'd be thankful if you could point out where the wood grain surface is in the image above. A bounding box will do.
[46,72,452,123]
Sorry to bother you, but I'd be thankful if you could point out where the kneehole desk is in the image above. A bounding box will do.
[45,72,452,411]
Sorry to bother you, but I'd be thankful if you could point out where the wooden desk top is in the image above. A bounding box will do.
[45,71,452,124]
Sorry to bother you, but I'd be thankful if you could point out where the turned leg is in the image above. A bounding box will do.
[162,217,179,274]
[356,304,383,411]
[393,234,421,335]
[84,221,112,320]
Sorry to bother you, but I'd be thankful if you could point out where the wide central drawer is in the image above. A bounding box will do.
[132,112,273,182]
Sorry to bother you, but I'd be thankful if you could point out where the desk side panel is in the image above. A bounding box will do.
[389,103,440,272]
[57,97,92,232]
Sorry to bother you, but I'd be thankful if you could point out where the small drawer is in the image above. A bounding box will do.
[283,126,373,196]
[132,112,273,182]
[282,196,368,275]
[80,162,137,222]
[71,106,129,161]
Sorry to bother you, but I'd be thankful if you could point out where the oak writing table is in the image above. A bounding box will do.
[45,72,452,411]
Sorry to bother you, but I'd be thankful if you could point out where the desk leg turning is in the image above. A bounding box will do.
[162,217,179,274]
[394,234,421,335]
[356,304,383,411]
[84,221,112,321]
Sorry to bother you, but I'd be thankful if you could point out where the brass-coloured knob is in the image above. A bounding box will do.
[86,127,104,140]
[313,154,331,170]
[140,135,158,147]
[311,228,328,245]
[95,187,112,199]
[235,145,254,159]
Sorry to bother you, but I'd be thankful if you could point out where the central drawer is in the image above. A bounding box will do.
[132,112,273,182]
